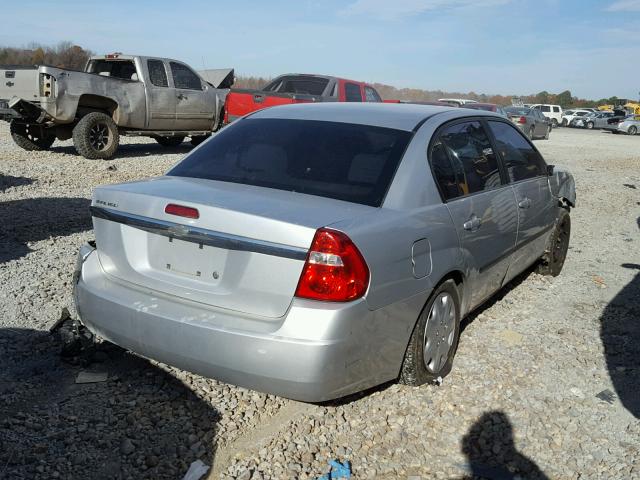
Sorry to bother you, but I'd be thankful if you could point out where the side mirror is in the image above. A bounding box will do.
[546,164,555,176]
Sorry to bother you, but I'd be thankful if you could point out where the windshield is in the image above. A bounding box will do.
[169,118,412,207]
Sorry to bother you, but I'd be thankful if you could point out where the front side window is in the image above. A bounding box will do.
[487,121,547,182]
[169,118,412,207]
[345,83,362,102]
[429,121,503,200]
[364,86,382,102]
[147,60,168,87]
[170,62,202,90]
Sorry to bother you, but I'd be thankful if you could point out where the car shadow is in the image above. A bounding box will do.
[50,142,194,159]
[0,174,34,192]
[460,410,549,480]
[600,264,640,418]
[0,197,92,263]
[0,328,218,479]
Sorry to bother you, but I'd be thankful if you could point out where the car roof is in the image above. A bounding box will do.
[248,102,503,131]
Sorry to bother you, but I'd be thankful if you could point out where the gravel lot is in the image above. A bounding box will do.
[1,125,639,480]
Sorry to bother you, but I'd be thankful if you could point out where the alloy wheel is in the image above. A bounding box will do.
[423,292,457,373]
[89,123,110,151]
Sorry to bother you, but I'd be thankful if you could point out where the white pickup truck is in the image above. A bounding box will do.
[0,54,233,159]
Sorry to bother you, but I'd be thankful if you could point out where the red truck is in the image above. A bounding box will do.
[224,74,385,123]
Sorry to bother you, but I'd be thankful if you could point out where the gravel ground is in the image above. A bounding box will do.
[1,125,638,480]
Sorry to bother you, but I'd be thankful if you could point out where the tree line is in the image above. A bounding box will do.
[0,42,624,108]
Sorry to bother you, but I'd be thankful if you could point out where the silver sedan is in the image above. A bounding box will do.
[74,103,576,401]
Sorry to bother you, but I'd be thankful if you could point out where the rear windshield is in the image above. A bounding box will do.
[169,118,412,207]
[465,104,495,112]
[263,77,329,95]
[505,107,531,115]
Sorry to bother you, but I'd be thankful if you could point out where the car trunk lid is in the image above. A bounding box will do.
[91,176,374,318]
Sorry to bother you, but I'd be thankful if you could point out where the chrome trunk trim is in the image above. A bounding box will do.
[90,206,308,261]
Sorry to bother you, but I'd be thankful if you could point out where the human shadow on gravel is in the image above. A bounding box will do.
[0,327,218,479]
[600,263,640,418]
[461,411,549,480]
[51,142,193,160]
[0,174,33,192]
[0,197,92,263]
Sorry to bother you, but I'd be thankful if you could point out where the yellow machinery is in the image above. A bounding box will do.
[598,105,614,111]
[623,102,640,115]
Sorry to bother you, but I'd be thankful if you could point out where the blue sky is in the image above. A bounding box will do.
[2,0,639,99]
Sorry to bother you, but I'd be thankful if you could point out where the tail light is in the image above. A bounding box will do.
[517,116,527,124]
[165,204,199,219]
[295,228,369,302]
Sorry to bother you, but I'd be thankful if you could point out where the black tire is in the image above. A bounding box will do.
[561,118,568,127]
[544,126,550,140]
[155,136,185,147]
[552,118,558,128]
[190,135,210,146]
[629,126,638,135]
[399,279,461,386]
[10,121,55,151]
[72,112,119,160]
[586,121,594,130]
[537,209,571,277]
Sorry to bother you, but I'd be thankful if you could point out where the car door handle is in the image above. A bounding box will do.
[518,198,532,209]
[463,215,481,231]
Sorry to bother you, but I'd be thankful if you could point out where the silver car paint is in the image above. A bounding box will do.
[74,103,575,401]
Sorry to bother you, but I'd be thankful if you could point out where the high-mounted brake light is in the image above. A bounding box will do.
[164,204,199,219]
[295,228,369,302]
[517,116,527,124]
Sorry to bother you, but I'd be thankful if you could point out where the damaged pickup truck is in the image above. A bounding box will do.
[0,54,233,159]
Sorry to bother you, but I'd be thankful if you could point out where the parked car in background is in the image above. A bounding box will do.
[437,98,478,107]
[504,106,551,139]
[530,104,563,127]
[572,111,614,129]
[561,109,590,127]
[462,103,508,117]
[0,54,234,159]
[601,110,631,134]
[223,74,384,124]
[615,115,640,135]
[73,103,575,402]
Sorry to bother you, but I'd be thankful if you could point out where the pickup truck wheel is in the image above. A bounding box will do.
[73,112,119,160]
[537,209,571,277]
[10,122,55,151]
[399,279,461,386]
[190,135,210,146]
[155,136,184,147]
[629,126,638,135]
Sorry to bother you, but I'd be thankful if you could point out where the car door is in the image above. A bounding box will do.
[486,120,556,282]
[534,110,547,136]
[429,120,518,308]
[169,61,214,131]
[146,59,176,130]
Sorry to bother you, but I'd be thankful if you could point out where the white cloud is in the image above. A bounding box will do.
[606,0,640,11]
[340,0,511,20]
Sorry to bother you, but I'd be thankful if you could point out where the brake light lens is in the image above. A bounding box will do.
[164,204,199,219]
[518,116,527,124]
[295,228,369,302]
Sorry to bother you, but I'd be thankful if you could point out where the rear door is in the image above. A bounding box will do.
[429,120,518,308]
[146,59,176,130]
[486,120,556,279]
[170,61,213,130]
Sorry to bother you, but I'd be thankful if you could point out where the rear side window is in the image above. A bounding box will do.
[487,121,547,182]
[169,119,412,207]
[263,77,329,95]
[429,121,502,200]
[147,60,168,87]
[364,86,382,102]
[170,62,202,90]
[89,60,138,80]
[345,83,362,102]
[540,105,551,113]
